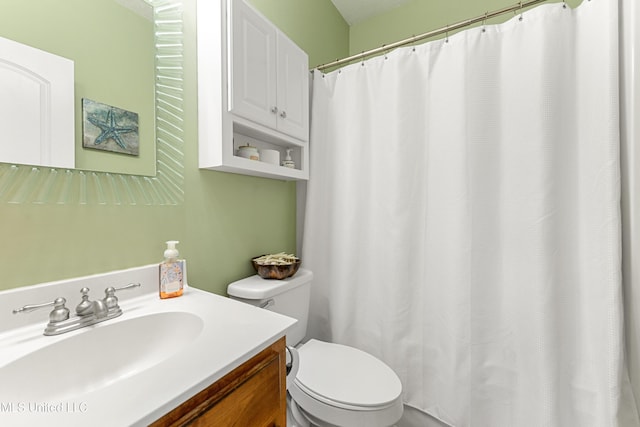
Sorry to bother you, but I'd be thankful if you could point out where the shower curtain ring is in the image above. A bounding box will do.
[361,51,366,66]
[482,12,488,32]
[518,1,524,21]
[445,25,449,43]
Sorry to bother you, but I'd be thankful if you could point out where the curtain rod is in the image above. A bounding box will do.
[314,0,552,71]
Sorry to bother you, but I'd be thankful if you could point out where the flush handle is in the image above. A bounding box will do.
[258,299,275,309]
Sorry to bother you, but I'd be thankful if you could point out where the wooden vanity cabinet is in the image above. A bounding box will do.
[151,336,287,427]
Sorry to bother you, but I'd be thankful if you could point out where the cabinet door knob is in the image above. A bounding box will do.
[279,110,287,119]
[271,106,278,114]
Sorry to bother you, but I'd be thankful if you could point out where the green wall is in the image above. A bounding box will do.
[350,0,583,55]
[248,0,349,67]
[0,0,348,295]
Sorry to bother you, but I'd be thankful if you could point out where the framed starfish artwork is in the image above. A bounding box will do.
[82,98,139,156]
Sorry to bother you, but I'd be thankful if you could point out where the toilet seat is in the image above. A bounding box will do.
[295,339,402,409]
[289,339,403,427]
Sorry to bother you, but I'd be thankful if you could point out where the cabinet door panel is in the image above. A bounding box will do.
[230,0,277,128]
[276,32,309,141]
[150,337,286,427]
[190,357,282,427]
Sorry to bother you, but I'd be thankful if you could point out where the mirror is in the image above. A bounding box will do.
[0,0,184,205]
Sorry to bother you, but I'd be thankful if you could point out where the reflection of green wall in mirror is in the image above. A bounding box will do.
[0,0,154,176]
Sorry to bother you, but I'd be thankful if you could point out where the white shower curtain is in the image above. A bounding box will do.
[303,0,640,426]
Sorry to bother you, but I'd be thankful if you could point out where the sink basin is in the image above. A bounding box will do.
[0,264,296,427]
[0,311,203,401]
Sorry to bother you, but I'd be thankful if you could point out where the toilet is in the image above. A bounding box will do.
[227,269,403,427]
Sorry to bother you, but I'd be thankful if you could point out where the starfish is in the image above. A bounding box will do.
[87,108,137,150]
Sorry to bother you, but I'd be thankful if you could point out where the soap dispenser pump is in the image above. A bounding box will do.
[282,148,295,168]
[159,240,184,299]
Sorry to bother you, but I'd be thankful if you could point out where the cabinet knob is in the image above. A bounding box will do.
[279,111,287,119]
[271,106,278,114]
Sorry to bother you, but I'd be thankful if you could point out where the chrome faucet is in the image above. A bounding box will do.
[76,287,108,319]
[12,283,141,336]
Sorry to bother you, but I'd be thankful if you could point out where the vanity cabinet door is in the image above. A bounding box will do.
[151,337,286,427]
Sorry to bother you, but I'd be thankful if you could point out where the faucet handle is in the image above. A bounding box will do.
[13,297,70,323]
[114,283,141,292]
[103,283,141,309]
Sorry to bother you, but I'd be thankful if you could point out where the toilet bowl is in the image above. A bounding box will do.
[227,269,403,427]
[289,339,403,426]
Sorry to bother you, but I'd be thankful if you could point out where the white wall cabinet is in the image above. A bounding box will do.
[197,0,309,180]
[230,0,309,142]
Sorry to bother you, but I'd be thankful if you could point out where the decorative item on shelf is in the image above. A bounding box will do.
[252,252,301,280]
[281,148,295,168]
[237,144,260,160]
[259,148,280,165]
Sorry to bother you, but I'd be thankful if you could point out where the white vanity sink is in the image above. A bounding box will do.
[0,312,204,401]
[0,265,296,426]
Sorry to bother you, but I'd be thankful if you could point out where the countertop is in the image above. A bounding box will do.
[0,265,296,426]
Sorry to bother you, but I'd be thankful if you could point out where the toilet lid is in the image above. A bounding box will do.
[294,339,402,409]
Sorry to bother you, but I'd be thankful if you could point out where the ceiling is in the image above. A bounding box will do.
[331,0,413,25]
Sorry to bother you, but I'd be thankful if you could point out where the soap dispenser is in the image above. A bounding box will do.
[159,240,184,299]
[282,148,295,168]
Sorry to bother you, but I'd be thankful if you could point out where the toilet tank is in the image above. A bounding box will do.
[227,269,313,346]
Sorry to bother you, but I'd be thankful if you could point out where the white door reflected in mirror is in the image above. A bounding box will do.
[0,35,75,169]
